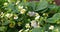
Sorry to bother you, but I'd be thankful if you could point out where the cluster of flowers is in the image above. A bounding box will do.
[0,0,41,32]
[0,0,59,32]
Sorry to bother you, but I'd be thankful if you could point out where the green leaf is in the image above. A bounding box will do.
[26,0,48,11]
[49,5,58,12]
[2,21,10,25]
[46,18,56,23]
[52,13,60,19]
[8,0,17,3]
[7,3,19,13]
[35,0,48,11]
[22,0,27,3]
[7,28,18,32]
[26,1,37,11]
[29,2,36,11]
[2,18,10,25]
[46,13,60,23]
[0,26,7,32]
[32,27,44,32]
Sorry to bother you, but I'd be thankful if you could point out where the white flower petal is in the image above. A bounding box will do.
[14,16,18,19]
[49,25,54,30]
[20,9,26,14]
[35,16,40,20]
[31,20,38,28]
[18,6,23,9]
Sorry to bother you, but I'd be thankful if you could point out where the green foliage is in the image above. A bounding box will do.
[46,13,60,23]
[32,27,44,32]
[36,0,48,11]
[0,0,60,32]
[26,0,48,11]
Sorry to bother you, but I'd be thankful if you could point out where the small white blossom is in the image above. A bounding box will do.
[18,6,23,10]
[25,23,30,28]
[4,2,8,6]
[5,13,10,17]
[0,12,4,18]
[5,13,13,18]
[35,13,39,16]
[8,0,11,2]
[25,29,29,32]
[35,16,40,20]
[37,22,40,28]
[43,13,48,16]
[1,12,4,15]
[43,13,46,16]
[27,11,36,17]
[14,16,18,19]
[16,0,20,5]
[45,31,48,32]
[19,29,23,32]
[20,9,26,14]
[31,20,38,28]
[49,25,54,30]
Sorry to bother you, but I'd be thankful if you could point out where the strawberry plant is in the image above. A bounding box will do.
[0,0,60,32]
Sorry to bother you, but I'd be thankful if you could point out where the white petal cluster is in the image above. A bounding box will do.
[20,9,26,14]
[18,6,26,14]
[35,13,39,16]
[5,13,13,18]
[49,25,54,30]
[8,0,11,2]
[16,0,20,5]
[1,12,4,15]
[14,16,18,19]
[18,6,23,10]
[0,12,4,18]
[35,15,40,20]
[19,29,23,32]
[31,20,38,28]
[25,23,30,28]
[27,11,36,17]
[4,2,8,6]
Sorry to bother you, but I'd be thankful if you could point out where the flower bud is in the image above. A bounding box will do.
[20,9,26,14]
[4,2,8,6]
[25,23,30,28]
[18,6,23,10]
[35,16,40,20]
[14,16,18,19]
[49,25,54,30]
[16,0,20,5]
